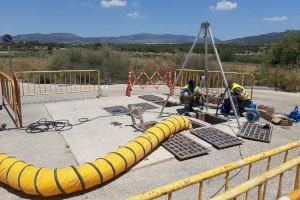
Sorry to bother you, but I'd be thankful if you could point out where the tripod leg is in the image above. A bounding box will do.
[208,26,241,128]
[159,26,203,117]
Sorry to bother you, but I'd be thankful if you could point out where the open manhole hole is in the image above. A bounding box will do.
[130,103,158,111]
[238,122,273,143]
[191,127,243,149]
[103,106,129,115]
[162,133,210,160]
[153,100,178,107]
[190,120,205,129]
[139,95,164,102]
[193,113,229,125]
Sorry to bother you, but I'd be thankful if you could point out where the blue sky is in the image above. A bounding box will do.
[0,0,299,40]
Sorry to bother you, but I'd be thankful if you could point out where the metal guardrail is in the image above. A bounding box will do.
[212,156,300,200]
[15,70,100,96]
[0,72,22,127]
[127,141,300,200]
[174,69,255,99]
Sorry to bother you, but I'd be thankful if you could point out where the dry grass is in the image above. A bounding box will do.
[222,62,259,74]
[0,57,49,72]
[1,52,297,92]
[255,66,300,92]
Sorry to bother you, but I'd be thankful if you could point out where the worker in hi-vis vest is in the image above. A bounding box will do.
[227,80,252,116]
[180,80,203,112]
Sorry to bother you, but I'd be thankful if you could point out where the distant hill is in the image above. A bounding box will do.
[13,30,299,44]
[15,33,82,43]
[13,33,220,44]
[224,30,300,45]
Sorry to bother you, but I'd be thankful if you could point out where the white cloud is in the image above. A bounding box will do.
[210,0,237,11]
[263,16,288,22]
[100,0,127,8]
[127,11,141,19]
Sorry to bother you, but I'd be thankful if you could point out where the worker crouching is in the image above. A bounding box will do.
[227,80,252,116]
[180,80,203,112]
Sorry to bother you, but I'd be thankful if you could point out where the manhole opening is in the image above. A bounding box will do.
[193,113,229,124]
[190,120,205,129]
[139,95,164,102]
[153,100,178,107]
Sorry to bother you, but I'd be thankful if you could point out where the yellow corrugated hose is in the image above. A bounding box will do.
[0,115,191,197]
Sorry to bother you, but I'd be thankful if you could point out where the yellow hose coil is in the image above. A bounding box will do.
[0,115,191,197]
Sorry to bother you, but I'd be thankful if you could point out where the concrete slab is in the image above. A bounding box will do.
[0,85,299,200]
[44,95,179,168]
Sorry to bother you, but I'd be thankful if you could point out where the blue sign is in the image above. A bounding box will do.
[2,34,13,46]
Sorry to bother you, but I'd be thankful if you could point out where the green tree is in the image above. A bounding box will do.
[267,32,300,66]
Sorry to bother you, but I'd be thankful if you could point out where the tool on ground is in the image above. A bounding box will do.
[244,103,260,122]
[158,21,241,128]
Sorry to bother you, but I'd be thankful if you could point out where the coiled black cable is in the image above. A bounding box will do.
[5,113,127,134]
[25,118,73,133]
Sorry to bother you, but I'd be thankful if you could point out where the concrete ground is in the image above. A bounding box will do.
[0,84,299,200]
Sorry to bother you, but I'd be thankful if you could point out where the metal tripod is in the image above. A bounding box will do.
[158,21,241,129]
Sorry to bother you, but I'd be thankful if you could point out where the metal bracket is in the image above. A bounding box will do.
[128,104,156,131]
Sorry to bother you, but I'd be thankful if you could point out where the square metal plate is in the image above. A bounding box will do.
[191,127,243,149]
[139,95,164,102]
[103,106,129,115]
[162,133,210,160]
[237,122,273,143]
[130,103,158,111]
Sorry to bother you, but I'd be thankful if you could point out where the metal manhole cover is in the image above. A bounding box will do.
[130,103,158,111]
[103,106,129,115]
[191,127,243,149]
[238,122,272,143]
[162,133,210,160]
[139,95,164,102]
